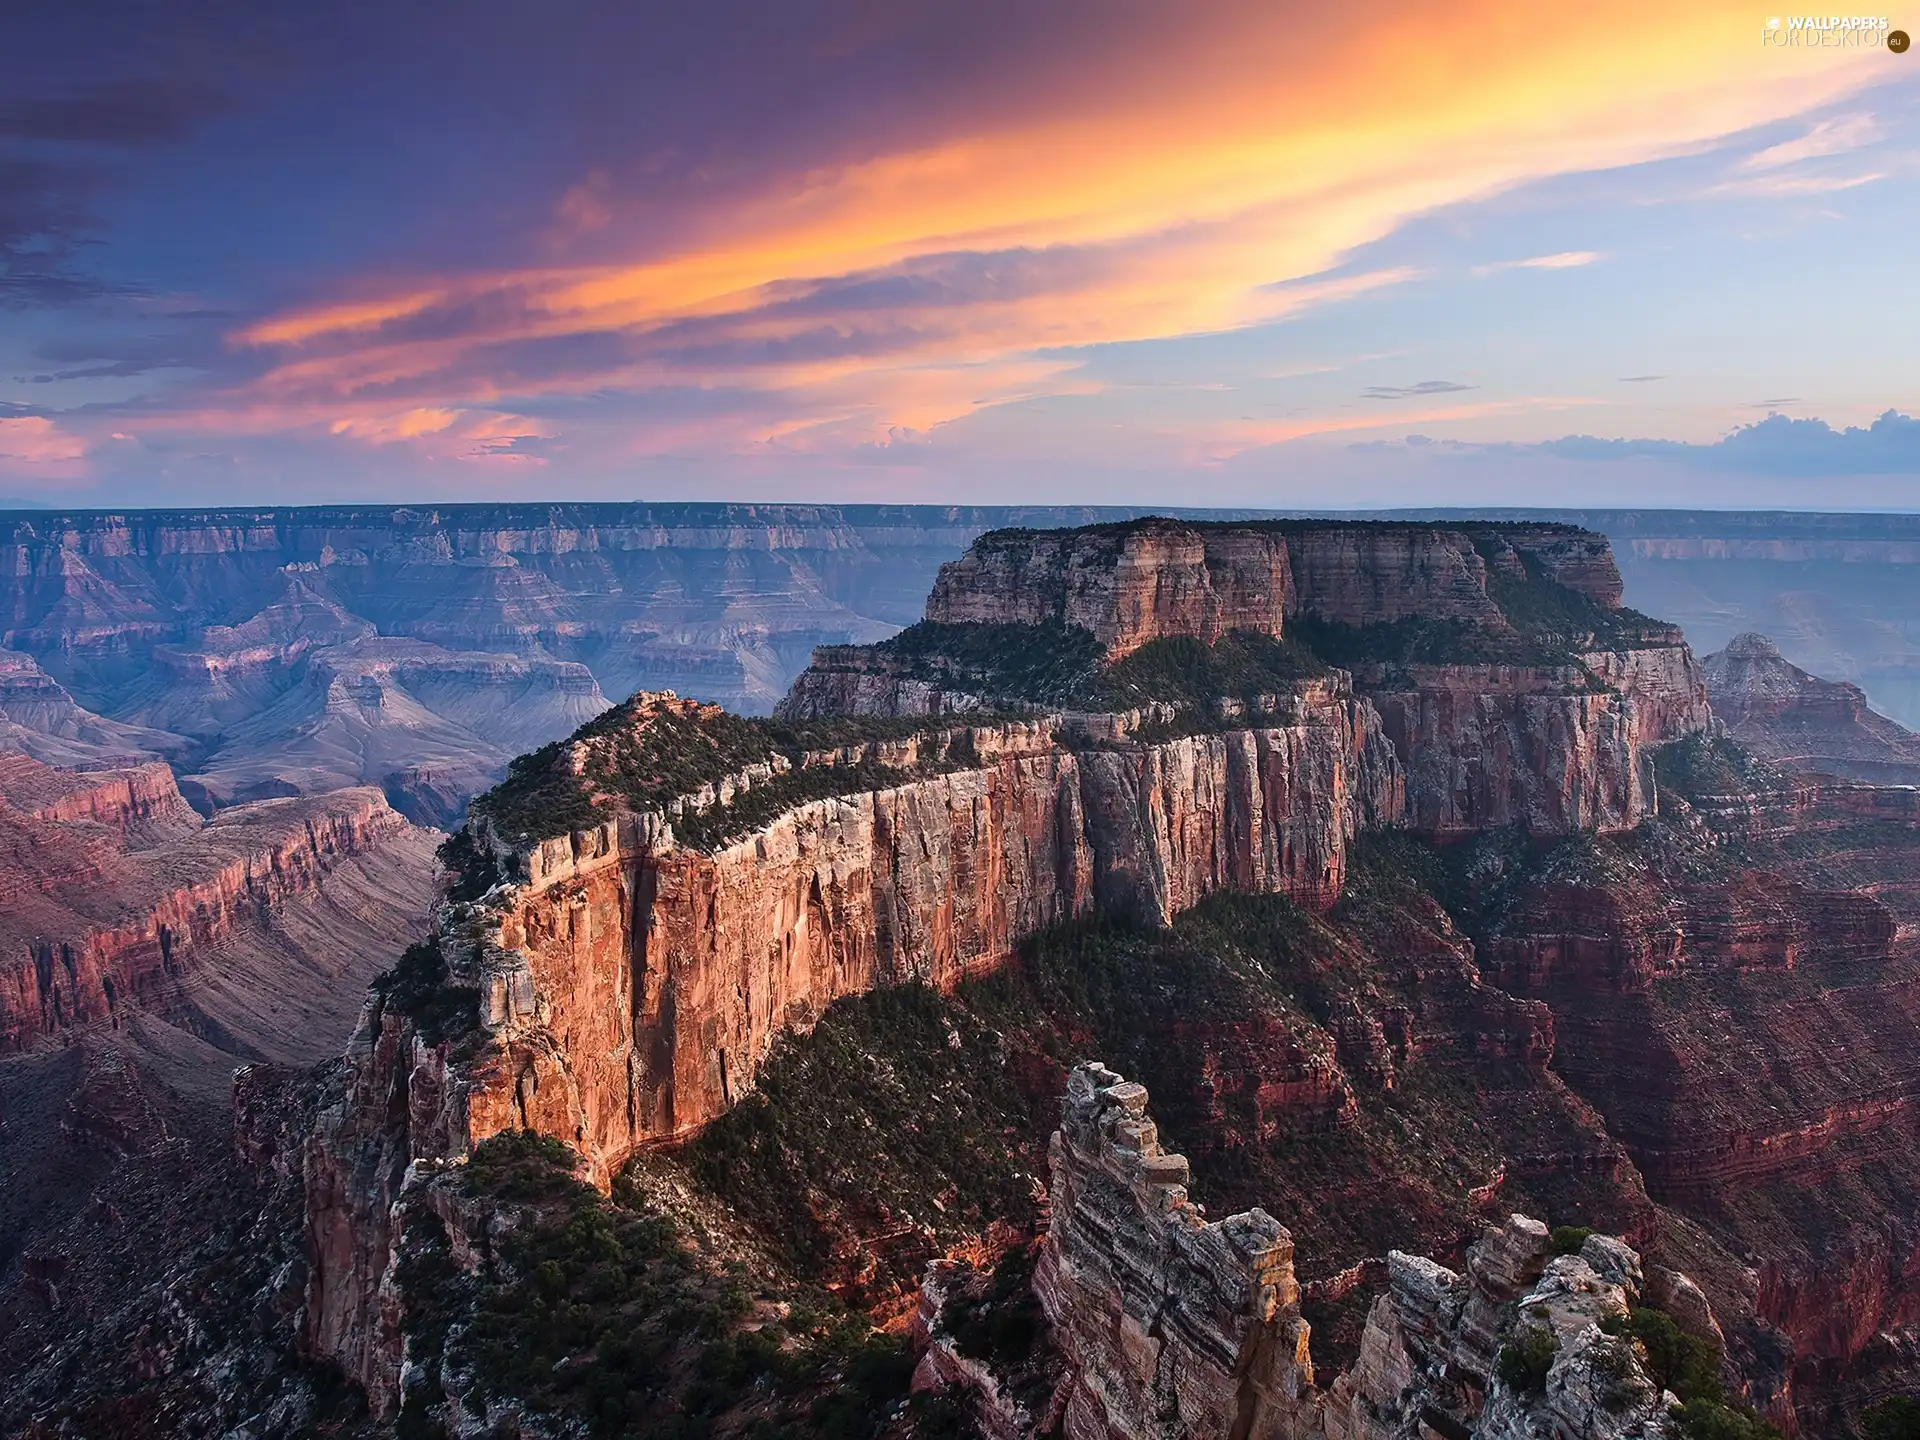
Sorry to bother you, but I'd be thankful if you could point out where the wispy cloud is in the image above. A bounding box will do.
[199,1,1883,454]
[1363,380,1477,400]
[1207,394,1606,461]
[1708,169,1885,197]
[1472,250,1604,275]
[1741,112,1881,170]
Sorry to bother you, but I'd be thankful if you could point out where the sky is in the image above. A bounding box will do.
[1,0,1916,509]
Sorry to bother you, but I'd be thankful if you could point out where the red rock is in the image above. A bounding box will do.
[1704,631,1920,785]
[925,520,1295,657]
[0,753,417,1052]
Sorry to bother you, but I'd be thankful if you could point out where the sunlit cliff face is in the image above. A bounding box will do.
[1,0,1910,499]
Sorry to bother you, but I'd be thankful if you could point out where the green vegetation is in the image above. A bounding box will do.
[682,984,1044,1281]
[1606,1305,1723,1402]
[847,620,1326,715]
[1669,1398,1785,1440]
[671,760,917,851]
[1100,630,1326,705]
[1599,1304,1782,1440]
[1550,1225,1594,1256]
[1497,1326,1559,1393]
[1475,538,1671,654]
[462,693,997,862]
[435,827,499,903]
[857,618,1107,705]
[1655,731,1787,805]
[398,1130,950,1440]
[939,1247,1044,1370]
[370,939,479,1047]
[1288,612,1551,670]
[1864,1397,1920,1440]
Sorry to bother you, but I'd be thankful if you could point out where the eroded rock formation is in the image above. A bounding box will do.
[792,519,1712,839]
[0,754,420,1051]
[1025,1062,1689,1440]
[303,689,1404,1402]
[1704,631,1920,785]
[1035,1061,1318,1439]
[925,522,1297,656]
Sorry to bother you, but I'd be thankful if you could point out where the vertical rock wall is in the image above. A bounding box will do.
[925,522,1295,657]
[305,696,1403,1406]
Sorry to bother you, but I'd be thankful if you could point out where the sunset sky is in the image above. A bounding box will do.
[2,0,1915,507]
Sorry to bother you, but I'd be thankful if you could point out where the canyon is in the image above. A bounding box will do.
[0,750,438,1291]
[1702,630,1920,786]
[5,511,1920,1438]
[3,503,1918,830]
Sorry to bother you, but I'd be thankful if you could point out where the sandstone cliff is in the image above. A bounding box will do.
[303,687,1404,1402]
[0,754,419,1051]
[917,519,1632,655]
[924,522,1296,656]
[789,519,1712,839]
[1021,1062,1693,1440]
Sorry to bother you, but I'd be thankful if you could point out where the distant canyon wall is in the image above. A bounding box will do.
[0,761,416,1053]
[921,519,1625,655]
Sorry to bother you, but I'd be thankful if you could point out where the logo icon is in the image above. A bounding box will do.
[1890,27,1911,49]
[1767,15,1782,26]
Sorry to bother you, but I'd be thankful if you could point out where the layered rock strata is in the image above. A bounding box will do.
[0,754,417,1051]
[303,691,1403,1402]
[1034,1061,1318,1439]
[1025,1062,1689,1440]
[1703,631,1920,785]
[792,520,1712,838]
[925,522,1297,656]
[916,520,1629,656]
[1365,664,1655,836]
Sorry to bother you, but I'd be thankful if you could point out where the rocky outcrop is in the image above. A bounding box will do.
[919,520,1633,656]
[1367,665,1655,836]
[777,657,988,719]
[1034,1061,1318,1440]
[1023,1062,1688,1440]
[1704,632,1920,785]
[1283,525,1509,629]
[366,695,1400,1156]
[1580,640,1713,746]
[0,648,189,768]
[794,521,1711,838]
[0,753,198,840]
[925,521,1295,656]
[1486,868,1896,992]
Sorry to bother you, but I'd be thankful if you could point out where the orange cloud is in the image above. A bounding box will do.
[326,407,552,462]
[218,2,1894,449]
[0,416,89,476]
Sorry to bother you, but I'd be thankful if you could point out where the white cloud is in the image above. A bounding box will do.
[1472,250,1604,276]
[1707,170,1885,198]
[1741,112,1882,170]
